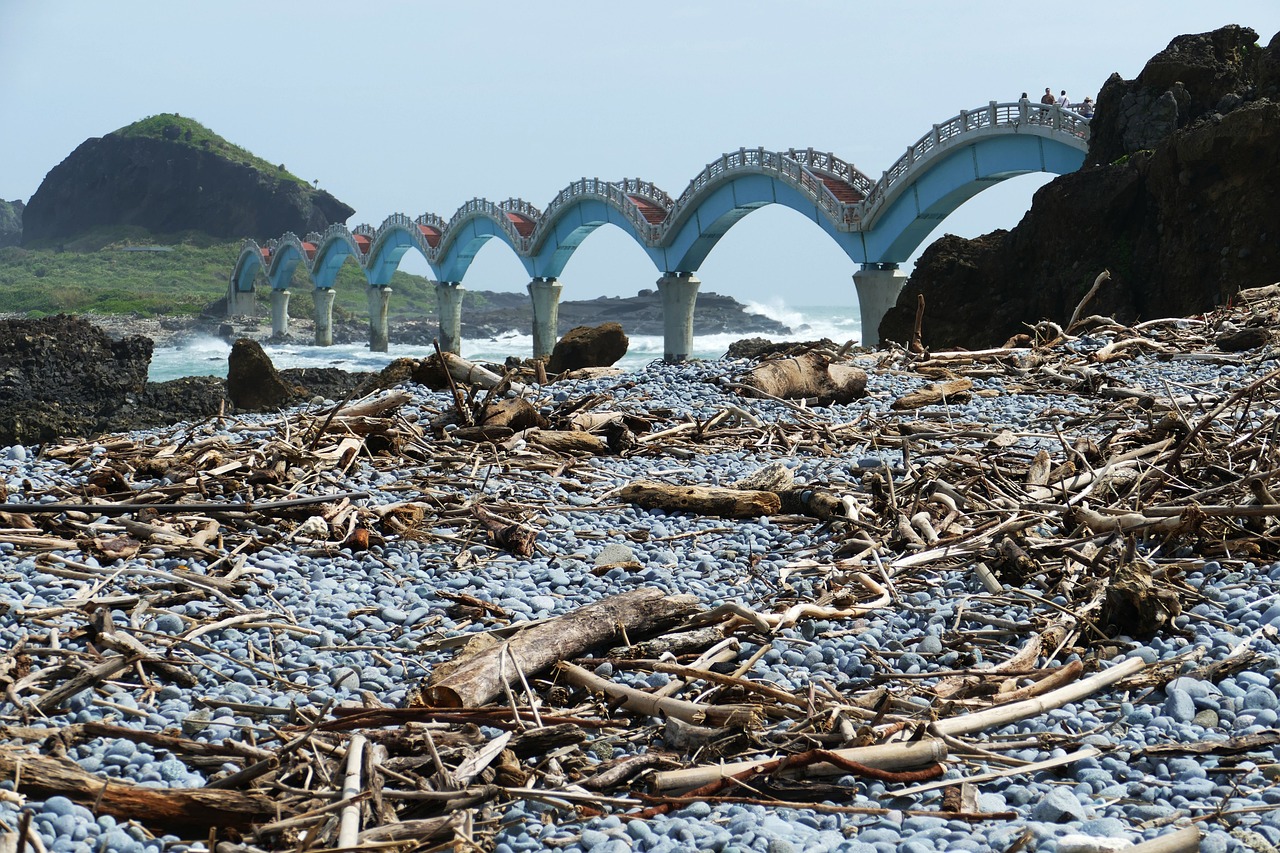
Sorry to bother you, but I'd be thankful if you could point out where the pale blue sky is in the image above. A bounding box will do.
[4,2,1278,308]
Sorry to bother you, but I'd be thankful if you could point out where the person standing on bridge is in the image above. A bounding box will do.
[1079,96,1095,118]
[1040,88,1056,105]
[1057,90,1071,109]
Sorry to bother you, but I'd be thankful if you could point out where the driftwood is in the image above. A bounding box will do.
[737,351,867,403]
[558,662,763,728]
[652,740,946,794]
[523,428,607,455]
[0,747,276,830]
[617,481,782,518]
[1066,270,1111,332]
[891,378,972,410]
[422,587,702,707]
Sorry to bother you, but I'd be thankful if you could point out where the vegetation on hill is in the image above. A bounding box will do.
[0,232,503,321]
[111,114,308,188]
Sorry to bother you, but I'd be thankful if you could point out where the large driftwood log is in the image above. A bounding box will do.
[617,481,782,518]
[0,747,276,830]
[737,351,867,404]
[652,740,946,794]
[419,352,528,394]
[423,587,702,707]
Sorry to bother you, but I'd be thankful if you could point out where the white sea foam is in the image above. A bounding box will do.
[147,302,864,381]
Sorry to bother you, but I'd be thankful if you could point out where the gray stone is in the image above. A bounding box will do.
[1032,787,1088,823]
[595,543,636,566]
[1164,686,1197,722]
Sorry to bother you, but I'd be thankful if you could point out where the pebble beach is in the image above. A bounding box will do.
[3,301,1280,852]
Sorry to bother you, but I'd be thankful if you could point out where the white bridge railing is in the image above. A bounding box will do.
[860,101,1089,223]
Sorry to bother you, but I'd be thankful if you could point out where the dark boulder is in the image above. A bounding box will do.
[0,314,153,445]
[227,338,296,411]
[547,323,629,373]
[880,26,1280,351]
[278,367,374,403]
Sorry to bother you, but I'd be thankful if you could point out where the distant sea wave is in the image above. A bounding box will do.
[146,302,862,382]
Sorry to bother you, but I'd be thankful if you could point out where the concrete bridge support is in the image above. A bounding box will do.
[367,286,392,352]
[657,273,701,363]
[227,287,256,317]
[435,281,465,354]
[270,289,290,338]
[528,277,563,360]
[852,264,907,348]
[314,288,336,346]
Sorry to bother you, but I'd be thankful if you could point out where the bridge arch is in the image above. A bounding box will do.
[230,240,267,294]
[656,148,870,272]
[526,178,670,278]
[433,199,535,282]
[264,233,318,290]
[857,103,1088,262]
[365,213,438,285]
[310,224,369,290]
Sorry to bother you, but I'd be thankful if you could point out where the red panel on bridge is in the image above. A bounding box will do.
[628,195,668,224]
[259,247,271,260]
[302,242,316,260]
[417,224,441,248]
[817,174,864,204]
[505,212,535,237]
[354,234,372,254]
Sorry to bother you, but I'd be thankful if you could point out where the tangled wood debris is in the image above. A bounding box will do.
[4,284,1280,849]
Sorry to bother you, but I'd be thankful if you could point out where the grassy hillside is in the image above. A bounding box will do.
[0,229,490,321]
[111,114,308,188]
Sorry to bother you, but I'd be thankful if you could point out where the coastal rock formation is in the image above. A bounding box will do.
[22,114,353,245]
[0,315,153,445]
[0,199,22,248]
[879,25,1280,350]
[547,323,629,373]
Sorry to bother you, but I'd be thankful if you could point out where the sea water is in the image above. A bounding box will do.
[146,301,862,382]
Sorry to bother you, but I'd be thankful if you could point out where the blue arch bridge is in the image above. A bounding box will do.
[229,101,1089,361]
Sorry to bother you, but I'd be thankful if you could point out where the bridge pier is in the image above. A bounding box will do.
[656,273,701,363]
[313,288,336,346]
[435,281,465,354]
[852,264,907,348]
[270,289,291,338]
[367,286,392,353]
[227,287,256,317]
[528,277,562,360]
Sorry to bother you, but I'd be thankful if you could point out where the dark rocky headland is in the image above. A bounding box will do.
[21,114,352,245]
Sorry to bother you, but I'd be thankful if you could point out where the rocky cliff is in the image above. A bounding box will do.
[879,25,1280,350]
[0,199,22,248]
[22,114,353,245]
